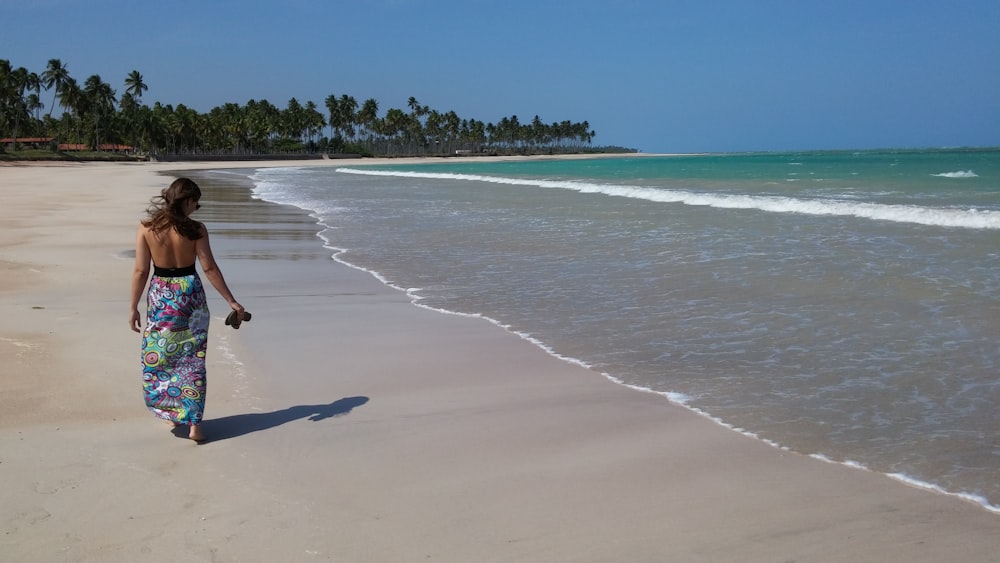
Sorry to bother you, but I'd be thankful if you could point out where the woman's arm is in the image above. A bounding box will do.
[195,223,245,321]
[130,225,152,332]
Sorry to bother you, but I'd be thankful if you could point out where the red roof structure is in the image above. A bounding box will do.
[2,138,133,152]
[1,137,54,143]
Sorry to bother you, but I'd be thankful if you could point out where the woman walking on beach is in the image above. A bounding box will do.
[129,177,245,442]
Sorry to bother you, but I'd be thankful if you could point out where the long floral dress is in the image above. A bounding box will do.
[141,268,210,424]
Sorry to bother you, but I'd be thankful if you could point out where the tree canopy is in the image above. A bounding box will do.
[1,58,627,157]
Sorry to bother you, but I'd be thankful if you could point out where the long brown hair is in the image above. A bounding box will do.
[142,178,204,240]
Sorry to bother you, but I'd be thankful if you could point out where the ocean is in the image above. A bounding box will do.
[245,149,1000,513]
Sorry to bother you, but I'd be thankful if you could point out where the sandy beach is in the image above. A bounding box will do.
[2,159,999,562]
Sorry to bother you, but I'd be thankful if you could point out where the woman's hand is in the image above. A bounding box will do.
[130,309,142,333]
[230,302,246,323]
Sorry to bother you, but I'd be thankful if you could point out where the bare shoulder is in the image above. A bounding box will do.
[194,221,209,237]
[136,221,152,241]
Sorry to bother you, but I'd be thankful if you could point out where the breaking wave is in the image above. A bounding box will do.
[336,168,1000,230]
[933,170,979,178]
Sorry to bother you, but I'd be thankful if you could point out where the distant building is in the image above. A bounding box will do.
[1,137,133,152]
[1,136,54,148]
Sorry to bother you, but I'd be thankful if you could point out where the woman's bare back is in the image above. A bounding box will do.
[142,223,200,268]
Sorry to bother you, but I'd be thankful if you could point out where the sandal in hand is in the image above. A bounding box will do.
[224,310,252,329]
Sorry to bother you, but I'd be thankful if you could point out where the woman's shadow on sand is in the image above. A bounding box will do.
[179,396,369,443]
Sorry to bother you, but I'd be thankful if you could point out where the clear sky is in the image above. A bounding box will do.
[2,0,998,153]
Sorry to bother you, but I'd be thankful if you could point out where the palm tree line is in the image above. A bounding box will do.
[2,58,615,157]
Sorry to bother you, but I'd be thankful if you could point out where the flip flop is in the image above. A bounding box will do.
[225,310,252,329]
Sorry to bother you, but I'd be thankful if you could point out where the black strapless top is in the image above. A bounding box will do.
[153,264,197,276]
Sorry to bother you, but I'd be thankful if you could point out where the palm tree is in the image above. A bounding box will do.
[324,94,341,140]
[340,94,358,139]
[124,70,148,101]
[531,115,545,147]
[41,59,70,119]
[382,108,407,154]
[26,93,44,122]
[407,96,425,117]
[118,71,147,152]
[178,105,201,151]
[358,98,379,144]
[246,99,280,151]
[150,102,171,152]
[118,92,140,149]
[445,110,460,152]
[282,97,304,140]
[469,119,486,152]
[303,100,325,145]
[339,95,358,140]
[83,74,117,149]
[324,94,358,147]
[5,66,35,149]
[425,110,444,152]
[508,115,521,148]
[216,107,240,151]
[58,77,83,143]
[0,60,14,142]
[485,122,496,148]
[133,103,157,153]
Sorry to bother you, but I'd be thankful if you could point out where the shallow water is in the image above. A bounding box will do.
[245,149,1000,511]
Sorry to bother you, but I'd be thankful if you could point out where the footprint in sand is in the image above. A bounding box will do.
[31,478,78,495]
[5,506,52,533]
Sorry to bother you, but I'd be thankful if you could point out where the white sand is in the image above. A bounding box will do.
[1,160,998,562]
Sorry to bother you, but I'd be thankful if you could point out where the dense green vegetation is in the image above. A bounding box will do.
[1,58,631,159]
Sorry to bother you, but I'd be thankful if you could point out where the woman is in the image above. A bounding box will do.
[129,177,245,442]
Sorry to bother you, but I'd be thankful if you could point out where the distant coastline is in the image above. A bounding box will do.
[2,57,638,161]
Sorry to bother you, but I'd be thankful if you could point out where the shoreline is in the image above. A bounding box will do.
[232,160,1000,515]
[196,164,1000,519]
[2,160,999,561]
[0,151,699,170]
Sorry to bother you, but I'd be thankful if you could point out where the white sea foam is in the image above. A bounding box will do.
[601,373,789,450]
[887,473,1000,514]
[932,170,979,178]
[249,169,326,212]
[796,456,1000,514]
[336,168,1000,230]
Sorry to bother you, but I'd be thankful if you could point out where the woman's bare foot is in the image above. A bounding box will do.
[188,424,205,442]
[164,420,179,429]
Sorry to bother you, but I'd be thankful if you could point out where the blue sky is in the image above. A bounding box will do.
[2,0,998,153]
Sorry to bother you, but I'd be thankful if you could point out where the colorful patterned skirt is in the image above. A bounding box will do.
[141,266,210,424]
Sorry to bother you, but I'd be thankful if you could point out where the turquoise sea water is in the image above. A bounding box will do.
[246,149,1000,512]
